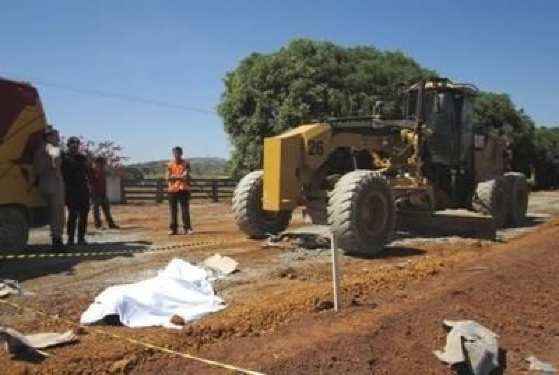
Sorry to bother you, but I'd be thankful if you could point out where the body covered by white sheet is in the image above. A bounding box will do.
[80,258,225,328]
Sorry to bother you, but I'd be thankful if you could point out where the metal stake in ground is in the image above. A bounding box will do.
[330,232,341,311]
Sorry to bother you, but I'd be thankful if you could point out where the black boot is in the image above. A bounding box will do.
[52,237,66,252]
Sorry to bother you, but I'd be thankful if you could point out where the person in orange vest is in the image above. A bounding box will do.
[166,146,193,235]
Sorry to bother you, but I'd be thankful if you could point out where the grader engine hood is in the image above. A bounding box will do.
[263,123,332,211]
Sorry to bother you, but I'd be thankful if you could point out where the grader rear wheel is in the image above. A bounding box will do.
[232,170,292,239]
[472,177,507,228]
[328,171,396,256]
[504,172,529,226]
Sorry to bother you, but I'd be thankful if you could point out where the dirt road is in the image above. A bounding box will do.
[1,191,558,374]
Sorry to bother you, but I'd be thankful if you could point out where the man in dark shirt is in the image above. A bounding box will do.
[62,137,90,246]
[89,156,119,229]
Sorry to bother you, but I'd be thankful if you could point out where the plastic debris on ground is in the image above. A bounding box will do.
[80,258,226,329]
[433,320,502,375]
[0,280,31,298]
[202,254,239,276]
[526,355,557,374]
[0,326,78,359]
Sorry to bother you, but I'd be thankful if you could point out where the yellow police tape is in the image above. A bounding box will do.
[0,295,265,375]
[0,240,222,261]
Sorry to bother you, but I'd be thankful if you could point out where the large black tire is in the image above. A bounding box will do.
[504,172,529,226]
[232,171,292,239]
[0,206,29,251]
[328,171,396,256]
[472,178,507,228]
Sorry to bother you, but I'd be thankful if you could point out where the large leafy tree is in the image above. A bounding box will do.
[533,126,559,188]
[218,38,435,176]
[473,92,536,176]
[219,38,558,187]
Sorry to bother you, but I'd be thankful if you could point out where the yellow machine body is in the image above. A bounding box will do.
[0,78,47,216]
[262,122,419,212]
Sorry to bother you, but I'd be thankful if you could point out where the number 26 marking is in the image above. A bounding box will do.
[308,140,324,156]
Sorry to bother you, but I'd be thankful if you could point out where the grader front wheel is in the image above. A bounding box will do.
[232,171,292,239]
[328,171,396,256]
[504,172,529,226]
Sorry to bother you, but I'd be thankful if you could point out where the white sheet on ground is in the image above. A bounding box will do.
[80,258,225,328]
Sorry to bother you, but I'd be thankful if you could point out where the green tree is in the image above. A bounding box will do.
[218,38,435,177]
[533,126,559,188]
[473,92,536,176]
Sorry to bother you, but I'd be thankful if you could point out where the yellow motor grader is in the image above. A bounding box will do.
[232,78,529,255]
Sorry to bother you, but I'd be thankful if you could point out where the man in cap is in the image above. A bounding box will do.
[62,137,90,246]
[166,146,193,235]
[33,126,66,251]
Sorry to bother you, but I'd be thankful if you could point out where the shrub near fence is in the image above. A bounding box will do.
[122,178,237,203]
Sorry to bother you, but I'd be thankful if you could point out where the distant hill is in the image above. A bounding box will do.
[125,157,229,178]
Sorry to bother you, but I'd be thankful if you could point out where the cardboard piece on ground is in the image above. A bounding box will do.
[0,326,48,358]
[0,280,21,298]
[0,327,77,359]
[202,254,239,276]
[434,320,500,375]
[25,330,78,349]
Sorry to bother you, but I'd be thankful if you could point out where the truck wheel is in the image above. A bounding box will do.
[472,178,507,228]
[232,170,292,239]
[504,172,529,226]
[328,171,396,256]
[0,206,29,251]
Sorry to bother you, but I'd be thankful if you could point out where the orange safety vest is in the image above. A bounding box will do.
[167,160,190,193]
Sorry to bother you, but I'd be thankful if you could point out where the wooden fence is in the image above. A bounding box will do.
[121,178,237,203]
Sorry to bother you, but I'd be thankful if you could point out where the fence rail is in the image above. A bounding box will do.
[121,178,237,203]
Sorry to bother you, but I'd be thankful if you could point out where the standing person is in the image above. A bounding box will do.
[166,146,193,235]
[89,156,119,229]
[33,126,66,251]
[62,137,90,246]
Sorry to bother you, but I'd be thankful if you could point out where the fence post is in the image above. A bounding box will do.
[120,179,127,204]
[156,179,164,203]
[212,179,219,202]
[330,231,341,312]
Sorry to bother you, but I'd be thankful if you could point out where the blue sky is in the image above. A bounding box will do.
[2,1,558,162]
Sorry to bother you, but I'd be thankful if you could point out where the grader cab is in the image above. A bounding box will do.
[232,78,529,255]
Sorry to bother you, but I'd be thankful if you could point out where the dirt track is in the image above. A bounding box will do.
[1,191,559,374]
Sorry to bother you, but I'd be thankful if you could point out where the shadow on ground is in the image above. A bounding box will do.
[350,246,426,260]
[0,241,152,281]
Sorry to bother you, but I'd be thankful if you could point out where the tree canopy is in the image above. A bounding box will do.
[218,38,558,187]
[218,39,435,176]
[473,92,536,176]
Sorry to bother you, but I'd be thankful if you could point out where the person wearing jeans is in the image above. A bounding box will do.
[166,146,193,235]
[89,156,119,229]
